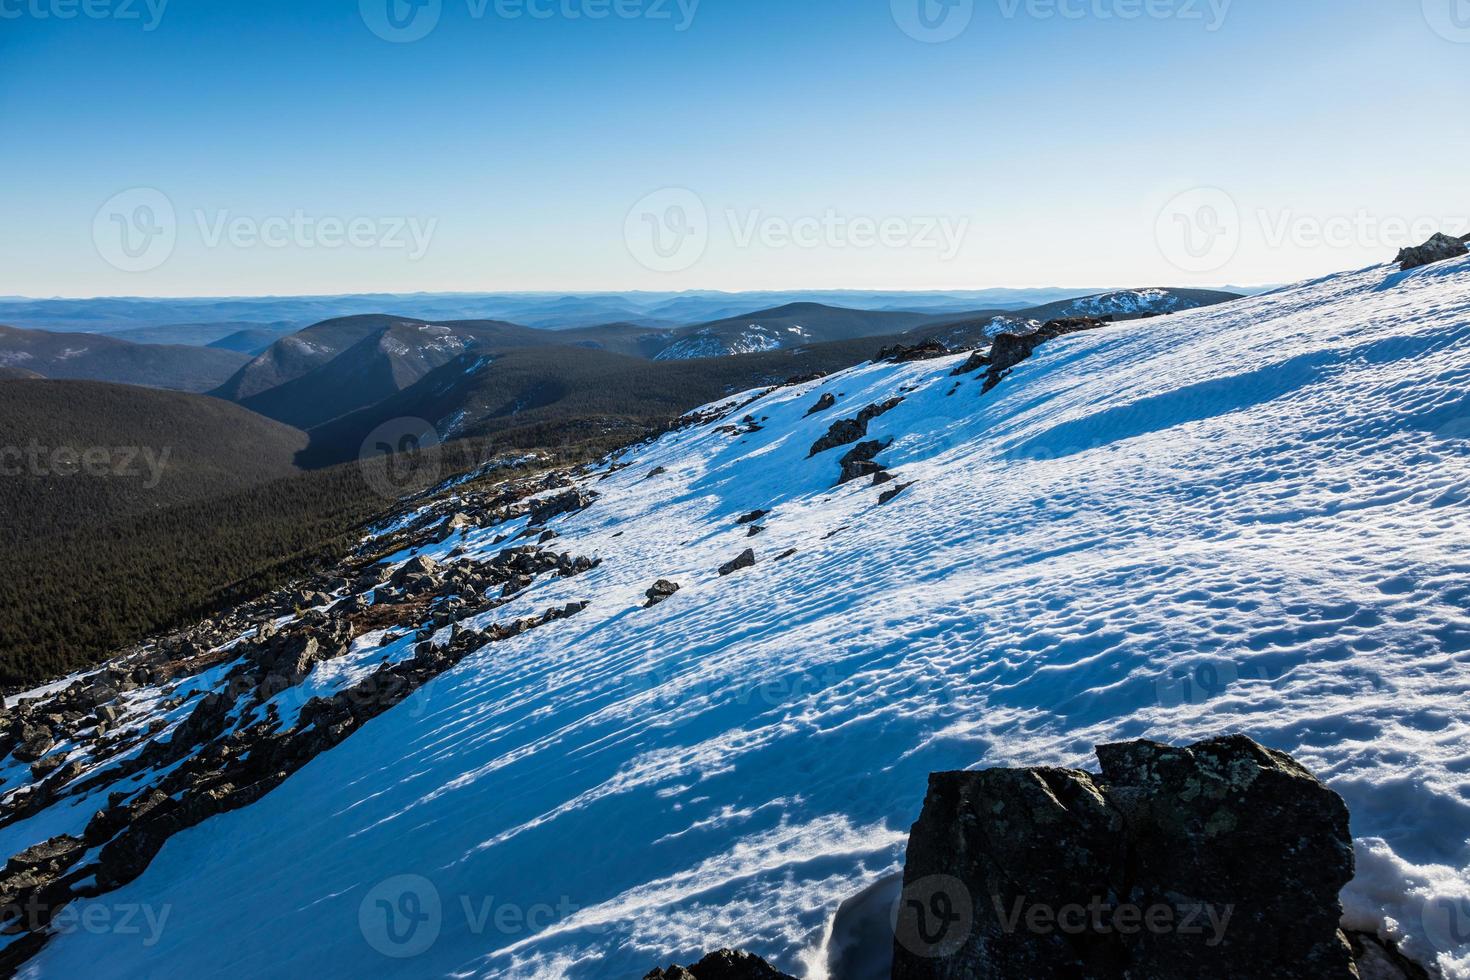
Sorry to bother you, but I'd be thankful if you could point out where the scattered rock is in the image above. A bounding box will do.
[805,393,837,417]
[646,466,668,480]
[1396,232,1469,271]
[719,550,757,577]
[643,949,796,980]
[877,482,914,505]
[891,735,1358,980]
[838,439,893,485]
[876,340,950,363]
[644,580,682,608]
[736,510,770,525]
[746,525,765,537]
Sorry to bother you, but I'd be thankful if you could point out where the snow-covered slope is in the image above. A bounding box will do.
[21,256,1470,979]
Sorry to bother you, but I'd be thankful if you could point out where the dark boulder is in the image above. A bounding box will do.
[839,439,893,485]
[736,510,770,525]
[643,949,796,980]
[891,735,1357,980]
[645,580,682,608]
[805,392,837,417]
[878,481,914,505]
[1396,232,1469,271]
[719,550,757,577]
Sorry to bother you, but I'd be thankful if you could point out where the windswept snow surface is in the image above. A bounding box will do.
[28,258,1470,979]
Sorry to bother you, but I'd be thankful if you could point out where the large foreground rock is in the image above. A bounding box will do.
[891,735,1357,979]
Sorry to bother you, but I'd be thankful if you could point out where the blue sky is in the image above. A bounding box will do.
[2,0,1467,297]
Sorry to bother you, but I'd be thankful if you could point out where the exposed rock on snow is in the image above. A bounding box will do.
[891,735,1358,980]
[719,549,757,576]
[839,439,894,485]
[809,398,904,457]
[1396,233,1469,271]
[643,948,796,979]
[805,392,837,416]
[982,316,1112,393]
[876,340,951,363]
[645,580,682,608]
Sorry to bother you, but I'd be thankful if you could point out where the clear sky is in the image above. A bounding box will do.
[2,0,1467,297]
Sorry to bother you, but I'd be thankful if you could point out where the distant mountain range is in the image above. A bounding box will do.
[1,288,1246,448]
[0,287,1270,337]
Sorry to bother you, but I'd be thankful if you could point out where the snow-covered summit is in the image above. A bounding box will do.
[16,255,1470,979]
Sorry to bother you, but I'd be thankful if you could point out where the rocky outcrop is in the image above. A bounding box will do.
[0,461,608,974]
[982,317,1112,393]
[643,949,796,979]
[839,439,894,485]
[1396,232,1469,271]
[528,488,596,526]
[809,398,904,458]
[891,735,1358,980]
[876,340,950,363]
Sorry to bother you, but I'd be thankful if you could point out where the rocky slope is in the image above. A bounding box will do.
[3,252,1469,978]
